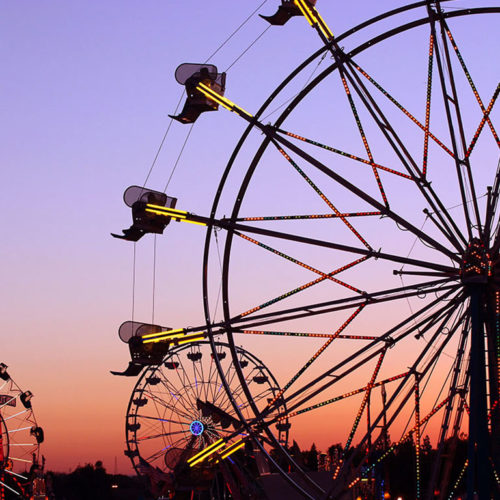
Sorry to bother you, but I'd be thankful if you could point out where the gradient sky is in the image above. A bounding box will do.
[2,0,498,474]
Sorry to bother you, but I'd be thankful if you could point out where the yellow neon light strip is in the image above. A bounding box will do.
[220,439,245,459]
[142,333,185,344]
[145,207,207,226]
[188,438,224,463]
[221,442,246,460]
[294,0,314,26]
[197,83,253,119]
[181,219,207,226]
[315,10,334,39]
[142,328,184,339]
[294,0,333,40]
[177,334,205,345]
[142,331,204,345]
[196,85,227,108]
[145,208,185,219]
[145,207,187,219]
[147,204,188,216]
[189,440,226,467]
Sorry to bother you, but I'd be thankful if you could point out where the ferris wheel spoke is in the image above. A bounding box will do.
[234,211,383,222]
[273,370,408,426]
[206,359,221,404]
[154,367,198,415]
[235,329,379,341]
[142,439,183,464]
[441,21,500,155]
[325,61,391,207]
[211,359,236,409]
[276,289,462,417]
[484,160,500,243]
[234,386,275,414]
[171,361,199,412]
[134,429,188,443]
[357,392,458,490]
[266,305,365,410]
[261,133,462,261]
[423,31,434,179]
[214,369,242,414]
[427,6,483,239]
[330,51,469,246]
[195,351,211,404]
[189,356,204,403]
[275,127,412,180]
[236,255,370,319]
[339,55,471,248]
[224,373,274,416]
[342,347,388,458]
[465,83,500,160]
[219,367,259,414]
[225,219,457,272]
[427,318,470,496]
[349,33,455,168]
[231,279,460,331]
[270,139,372,249]
[323,35,425,184]
[147,381,195,419]
[331,304,466,492]
[134,414,190,426]
[234,229,364,294]
[359,302,466,452]
[144,389,194,421]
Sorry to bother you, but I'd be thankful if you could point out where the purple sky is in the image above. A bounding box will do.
[1,0,498,474]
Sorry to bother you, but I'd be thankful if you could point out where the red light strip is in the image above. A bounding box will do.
[348,477,360,489]
[496,292,500,405]
[239,255,369,317]
[278,129,412,180]
[241,330,377,340]
[465,83,500,159]
[339,72,390,207]
[448,459,468,498]
[365,394,453,473]
[268,305,365,407]
[423,34,434,177]
[343,348,387,456]
[235,231,363,294]
[445,29,500,151]
[273,143,372,249]
[353,63,454,159]
[415,376,421,500]
[492,458,500,487]
[489,399,499,422]
[277,371,409,422]
[239,211,381,221]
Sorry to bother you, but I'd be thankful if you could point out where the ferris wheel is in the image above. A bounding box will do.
[113,329,288,498]
[0,364,44,499]
[113,1,499,498]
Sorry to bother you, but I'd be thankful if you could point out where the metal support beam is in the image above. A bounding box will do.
[467,287,491,498]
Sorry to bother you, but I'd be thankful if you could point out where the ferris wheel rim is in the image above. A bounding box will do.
[200,4,500,498]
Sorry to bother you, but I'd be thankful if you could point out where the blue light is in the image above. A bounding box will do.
[190,420,204,436]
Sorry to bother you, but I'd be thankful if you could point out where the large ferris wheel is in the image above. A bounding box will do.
[113,1,499,498]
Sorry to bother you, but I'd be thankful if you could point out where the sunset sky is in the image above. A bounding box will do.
[2,0,498,475]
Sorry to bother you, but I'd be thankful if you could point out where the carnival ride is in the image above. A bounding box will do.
[113,1,499,498]
[117,334,288,498]
[0,364,44,499]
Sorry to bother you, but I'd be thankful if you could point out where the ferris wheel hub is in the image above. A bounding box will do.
[190,420,205,436]
[460,238,496,285]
